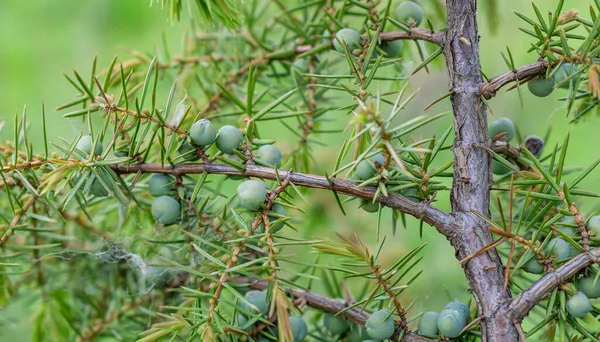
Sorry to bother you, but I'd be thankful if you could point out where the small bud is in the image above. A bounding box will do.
[558,10,579,25]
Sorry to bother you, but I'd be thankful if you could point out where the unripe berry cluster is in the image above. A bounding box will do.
[179,119,242,158]
[321,304,386,341]
[140,119,282,226]
[523,215,600,275]
[519,215,600,320]
[418,299,470,338]
[332,2,424,59]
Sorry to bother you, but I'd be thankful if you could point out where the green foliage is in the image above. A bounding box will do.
[3,1,600,341]
[158,0,241,28]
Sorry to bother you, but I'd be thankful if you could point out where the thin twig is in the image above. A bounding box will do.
[1,195,38,246]
[558,190,590,252]
[372,262,408,330]
[205,177,290,327]
[378,28,445,46]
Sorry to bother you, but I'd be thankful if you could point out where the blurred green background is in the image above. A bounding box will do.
[1,1,599,341]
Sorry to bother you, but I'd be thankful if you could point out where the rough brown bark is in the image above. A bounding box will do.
[445,1,520,341]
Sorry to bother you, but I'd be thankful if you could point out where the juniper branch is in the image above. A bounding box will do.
[479,61,549,100]
[506,247,600,322]
[205,176,290,329]
[109,162,455,236]
[231,276,433,342]
[378,28,445,46]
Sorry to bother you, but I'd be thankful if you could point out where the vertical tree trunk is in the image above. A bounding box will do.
[444,1,520,341]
